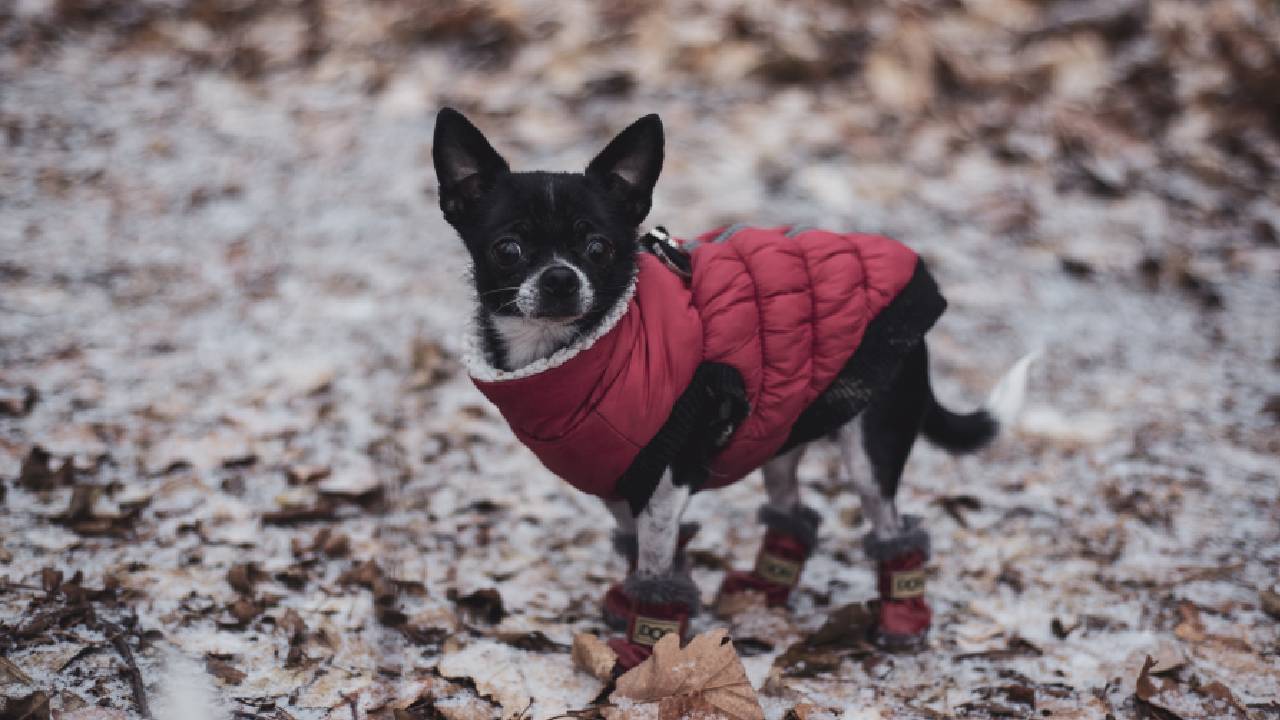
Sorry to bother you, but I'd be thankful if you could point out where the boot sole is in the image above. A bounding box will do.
[872,629,929,653]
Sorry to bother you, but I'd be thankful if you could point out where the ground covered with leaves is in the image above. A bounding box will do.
[2,0,1279,718]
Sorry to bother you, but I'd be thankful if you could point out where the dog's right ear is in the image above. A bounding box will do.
[433,107,509,224]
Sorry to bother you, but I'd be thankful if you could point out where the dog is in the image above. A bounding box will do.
[433,107,1033,670]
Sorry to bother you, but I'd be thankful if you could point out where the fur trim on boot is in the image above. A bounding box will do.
[622,572,701,614]
[607,572,699,671]
[863,514,932,651]
[604,524,701,629]
[716,504,821,610]
[758,504,822,549]
[862,514,930,560]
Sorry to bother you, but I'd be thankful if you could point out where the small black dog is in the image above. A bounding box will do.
[433,107,1032,668]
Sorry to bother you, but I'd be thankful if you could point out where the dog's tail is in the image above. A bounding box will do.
[921,351,1037,454]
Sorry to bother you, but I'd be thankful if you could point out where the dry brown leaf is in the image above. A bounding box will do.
[0,692,50,720]
[571,633,617,681]
[226,597,260,625]
[398,679,498,720]
[17,446,74,491]
[451,587,506,625]
[285,464,331,484]
[1173,600,1206,642]
[1197,681,1251,717]
[277,608,308,666]
[1143,640,1187,676]
[785,703,833,720]
[204,655,247,685]
[438,638,603,717]
[658,695,727,720]
[261,499,337,525]
[864,20,935,113]
[1260,585,1280,620]
[611,629,763,720]
[226,563,260,595]
[1135,655,1251,720]
[1131,658,1164,705]
[409,337,454,389]
[0,656,34,685]
[0,384,37,417]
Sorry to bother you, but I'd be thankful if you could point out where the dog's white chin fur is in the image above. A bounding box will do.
[464,272,638,382]
[490,316,580,371]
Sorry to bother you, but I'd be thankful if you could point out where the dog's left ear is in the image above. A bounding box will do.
[586,114,664,225]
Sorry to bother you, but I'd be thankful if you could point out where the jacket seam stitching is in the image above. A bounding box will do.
[738,240,783,441]
[799,242,819,396]
[594,407,644,452]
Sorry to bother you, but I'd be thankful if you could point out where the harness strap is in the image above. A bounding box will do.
[640,226,692,281]
[639,222,816,283]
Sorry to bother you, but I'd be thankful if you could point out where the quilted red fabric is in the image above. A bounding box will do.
[471,225,922,499]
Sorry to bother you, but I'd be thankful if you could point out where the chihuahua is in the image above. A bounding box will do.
[433,107,1032,670]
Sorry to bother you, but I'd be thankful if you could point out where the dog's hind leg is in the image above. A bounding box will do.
[716,445,823,608]
[838,343,933,650]
[839,417,906,540]
[762,446,804,512]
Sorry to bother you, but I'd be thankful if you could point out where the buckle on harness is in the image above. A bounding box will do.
[641,226,692,281]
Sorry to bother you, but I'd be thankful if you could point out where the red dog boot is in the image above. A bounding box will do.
[716,504,821,609]
[606,574,699,671]
[603,523,699,629]
[864,514,931,651]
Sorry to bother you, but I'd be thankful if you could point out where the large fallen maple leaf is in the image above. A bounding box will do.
[609,629,763,720]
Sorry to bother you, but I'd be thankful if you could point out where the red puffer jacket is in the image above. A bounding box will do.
[467,225,941,500]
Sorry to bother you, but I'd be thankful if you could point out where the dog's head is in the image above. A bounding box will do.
[433,108,664,331]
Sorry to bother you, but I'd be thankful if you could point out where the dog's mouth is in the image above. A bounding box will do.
[485,297,584,323]
[529,307,585,323]
[484,297,584,322]
[531,315,580,324]
[529,289,593,323]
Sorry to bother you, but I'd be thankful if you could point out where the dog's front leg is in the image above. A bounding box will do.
[606,469,701,668]
[602,489,703,631]
[634,470,689,578]
[626,468,700,621]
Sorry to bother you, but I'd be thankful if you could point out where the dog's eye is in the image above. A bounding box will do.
[490,238,523,268]
[584,235,613,266]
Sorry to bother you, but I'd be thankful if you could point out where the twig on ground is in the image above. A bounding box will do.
[101,620,152,719]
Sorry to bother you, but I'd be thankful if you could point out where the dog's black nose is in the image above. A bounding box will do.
[539,266,580,299]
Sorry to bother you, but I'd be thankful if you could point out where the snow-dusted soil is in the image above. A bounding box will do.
[2,1,1278,718]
